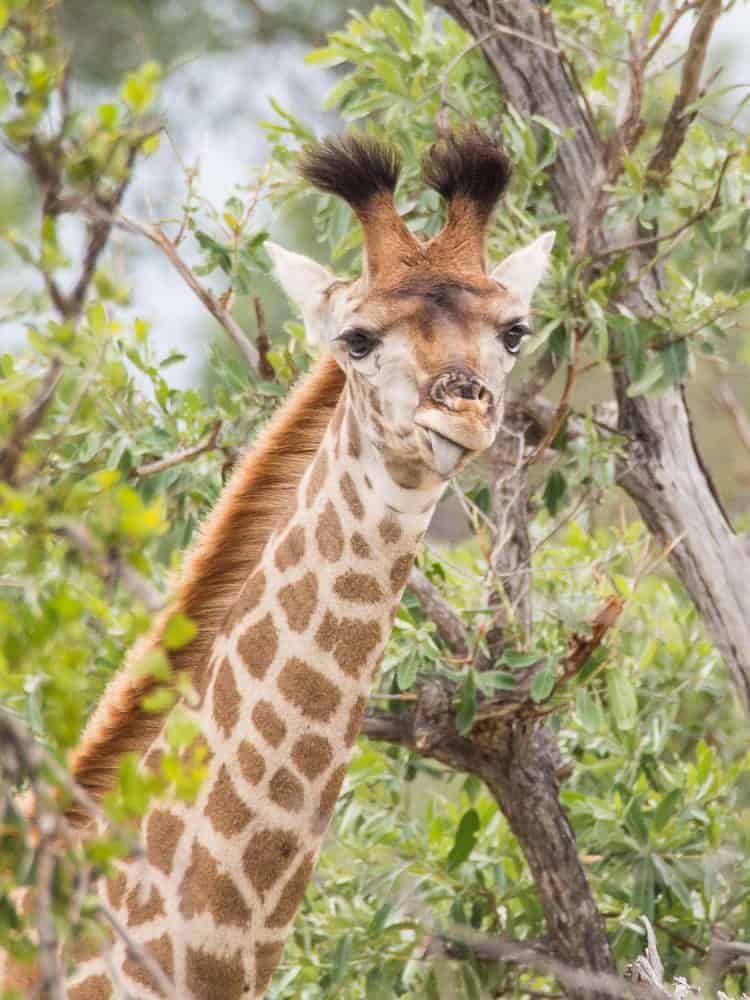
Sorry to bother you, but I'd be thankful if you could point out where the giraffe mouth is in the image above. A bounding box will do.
[425,428,468,477]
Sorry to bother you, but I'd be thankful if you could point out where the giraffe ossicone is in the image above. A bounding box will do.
[2,127,554,999]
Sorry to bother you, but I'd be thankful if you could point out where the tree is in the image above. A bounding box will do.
[1,0,749,998]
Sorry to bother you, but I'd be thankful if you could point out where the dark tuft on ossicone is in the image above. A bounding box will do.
[422,127,512,220]
[299,133,401,211]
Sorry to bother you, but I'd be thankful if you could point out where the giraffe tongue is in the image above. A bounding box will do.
[428,429,467,477]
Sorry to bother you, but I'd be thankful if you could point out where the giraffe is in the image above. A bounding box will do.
[1,128,553,998]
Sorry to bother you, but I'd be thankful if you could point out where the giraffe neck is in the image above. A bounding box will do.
[67,387,445,1000]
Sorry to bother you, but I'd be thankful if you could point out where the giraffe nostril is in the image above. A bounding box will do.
[429,370,493,409]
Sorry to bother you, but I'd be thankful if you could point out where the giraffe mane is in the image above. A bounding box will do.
[66,353,345,824]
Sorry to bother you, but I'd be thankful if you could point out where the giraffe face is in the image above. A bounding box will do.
[268,232,553,480]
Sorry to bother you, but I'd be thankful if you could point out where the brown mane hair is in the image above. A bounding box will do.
[67,353,345,824]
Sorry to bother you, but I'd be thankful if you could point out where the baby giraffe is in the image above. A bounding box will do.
[2,128,553,998]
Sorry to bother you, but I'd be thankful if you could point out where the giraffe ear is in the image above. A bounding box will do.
[267,241,337,344]
[490,231,555,310]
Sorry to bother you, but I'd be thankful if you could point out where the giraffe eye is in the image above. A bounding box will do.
[337,329,379,360]
[501,323,530,355]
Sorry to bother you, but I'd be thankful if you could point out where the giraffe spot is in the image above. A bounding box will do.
[267,852,316,929]
[122,932,174,995]
[278,572,318,632]
[243,826,299,895]
[205,764,254,837]
[232,568,267,622]
[315,609,338,652]
[278,657,341,722]
[252,699,286,748]
[212,657,240,738]
[378,515,402,545]
[306,448,328,507]
[143,746,163,777]
[68,974,113,1000]
[274,524,306,573]
[186,945,246,1000]
[347,408,362,459]
[340,471,364,520]
[125,883,165,928]
[178,840,251,927]
[236,612,278,679]
[291,733,334,780]
[238,740,265,785]
[255,940,285,995]
[316,500,344,562]
[269,767,305,812]
[351,532,372,559]
[386,458,423,489]
[146,809,185,875]
[333,619,382,678]
[390,554,413,594]
[106,868,127,909]
[312,765,348,835]
[345,695,367,746]
[334,569,383,604]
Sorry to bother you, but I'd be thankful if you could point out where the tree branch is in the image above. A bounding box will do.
[128,421,222,480]
[407,568,469,657]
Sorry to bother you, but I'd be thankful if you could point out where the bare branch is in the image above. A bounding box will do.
[647,0,723,181]
[254,296,275,381]
[129,421,222,479]
[407,568,469,657]
[116,213,260,371]
[95,904,177,1000]
[0,359,64,485]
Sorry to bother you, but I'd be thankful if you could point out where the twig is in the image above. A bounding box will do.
[647,0,724,182]
[129,421,221,479]
[254,296,275,380]
[58,522,163,612]
[115,212,260,371]
[408,568,469,657]
[95,904,177,999]
[525,333,581,466]
[596,151,737,260]
[0,359,64,485]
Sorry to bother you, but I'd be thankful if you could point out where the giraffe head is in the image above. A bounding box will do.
[269,128,553,484]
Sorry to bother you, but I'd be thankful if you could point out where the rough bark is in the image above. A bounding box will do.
[434,0,750,712]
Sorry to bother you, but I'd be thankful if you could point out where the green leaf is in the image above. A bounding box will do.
[396,653,417,691]
[632,859,655,919]
[575,688,601,733]
[455,670,477,735]
[543,469,568,516]
[652,788,682,831]
[624,798,649,844]
[446,808,480,869]
[659,340,689,385]
[531,660,556,703]
[607,671,637,730]
[163,613,197,650]
[500,650,543,668]
[626,357,663,397]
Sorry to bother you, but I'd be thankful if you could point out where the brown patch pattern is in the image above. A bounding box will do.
[186,945,246,1000]
[243,826,299,895]
[340,471,364,519]
[334,569,384,604]
[351,532,372,559]
[125,883,165,928]
[233,568,267,622]
[278,571,318,632]
[205,764,254,837]
[390,554,413,594]
[267,852,316,928]
[122,933,174,994]
[212,657,240,738]
[178,840,251,927]
[315,609,338,652]
[255,940,284,995]
[291,733,334,780]
[238,739,266,786]
[386,458,423,489]
[277,657,341,722]
[378,515,402,544]
[269,766,305,812]
[306,448,328,507]
[347,408,362,458]
[252,699,287,747]
[146,809,185,875]
[316,500,345,562]
[68,974,113,1000]
[345,695,368,746]
[332,618,381,677]
[106,869,127,909]
[274,523,306,572]
[313,764,348,834]
[236,612,278,679]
